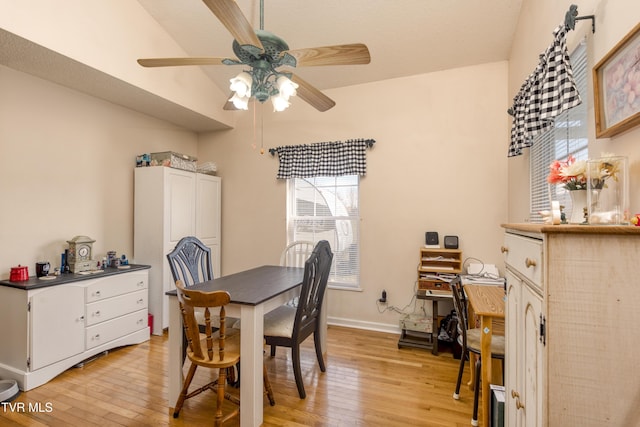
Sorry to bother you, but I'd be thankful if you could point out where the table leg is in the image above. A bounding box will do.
[239,304,264,427]
[168,296,182,409]
[480,315,493,427]
[432,299,439,355]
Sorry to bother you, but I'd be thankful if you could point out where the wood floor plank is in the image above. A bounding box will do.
[4,326,488,426]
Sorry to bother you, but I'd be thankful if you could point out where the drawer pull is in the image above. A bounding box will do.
[137,298,144,304]
[137,281,144,287]
[511,390,525,410]
[500,246,509,254]
[93,310,101,317]
[93,290,101,297]
[92,334,100,341]
[525,258,537,268]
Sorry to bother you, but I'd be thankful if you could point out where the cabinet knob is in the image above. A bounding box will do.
[501,246,509,254]
[511,390,525,410]
[525,258,537,268]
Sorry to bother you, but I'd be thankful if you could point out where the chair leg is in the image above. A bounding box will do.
[313,332,326,372]
[453,350,467,400]
[291,345,306,399]
[215,367,227,427]
[270,344,276,357]
[173,363,198,418]
[472,357,481,427]
[263,363,276,406]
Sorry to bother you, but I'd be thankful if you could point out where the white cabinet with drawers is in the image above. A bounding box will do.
[502,224,640,426]
[0,266,150,391]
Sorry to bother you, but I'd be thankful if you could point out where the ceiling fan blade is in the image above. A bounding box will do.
[283,43,371,67]
[202,0,264,52]
[290,74,336,112]
[137,57,227,67]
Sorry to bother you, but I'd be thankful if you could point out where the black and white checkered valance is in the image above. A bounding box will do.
[507,24,582,157]
[270,139,375,179]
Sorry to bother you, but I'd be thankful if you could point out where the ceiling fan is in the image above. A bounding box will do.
[137,0,371,112]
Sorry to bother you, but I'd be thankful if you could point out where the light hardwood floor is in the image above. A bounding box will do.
[2,326,483,426]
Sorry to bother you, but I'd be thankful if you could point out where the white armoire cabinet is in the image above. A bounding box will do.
[502,224,640,426]
[134,167,221,335]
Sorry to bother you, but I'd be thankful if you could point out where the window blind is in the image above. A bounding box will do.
[287,175,360,289]
[530,40,588,222]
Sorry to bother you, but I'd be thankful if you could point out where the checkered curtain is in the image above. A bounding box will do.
[272,139,374,179]
[508,24,582,157]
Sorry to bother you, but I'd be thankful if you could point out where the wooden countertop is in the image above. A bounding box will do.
[501,223,640,235]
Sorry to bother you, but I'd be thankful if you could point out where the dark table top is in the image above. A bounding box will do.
[0,264,151,290]
[165,265,304,306]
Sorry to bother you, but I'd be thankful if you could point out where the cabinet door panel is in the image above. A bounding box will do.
[30,285,85,370]
[168,170,195,243]
[196,174,220,241]
[522,284,544,427]
[505,270,521,427]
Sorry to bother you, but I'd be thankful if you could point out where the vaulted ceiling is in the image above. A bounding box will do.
[137,0,524,94]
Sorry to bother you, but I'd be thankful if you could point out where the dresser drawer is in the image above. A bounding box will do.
[85,309,148,349]
[503,233,543,290]
[85,289,147,326]
[86,271,148,302]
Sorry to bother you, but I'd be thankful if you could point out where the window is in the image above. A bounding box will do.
[287,175,360,289]
[530,40,588,222]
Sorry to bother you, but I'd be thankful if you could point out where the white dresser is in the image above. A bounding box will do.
[0,266,150,391]
[502,224,640,426]
[134,167,221,334]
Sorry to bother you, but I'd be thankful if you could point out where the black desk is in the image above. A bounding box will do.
[167,265,314,427]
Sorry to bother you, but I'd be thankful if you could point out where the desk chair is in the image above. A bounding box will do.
[173,281,275,425]
[264,240,333,399]
[451,276,505,426]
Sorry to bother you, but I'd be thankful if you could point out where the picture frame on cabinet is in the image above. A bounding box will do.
[593,22,640,138]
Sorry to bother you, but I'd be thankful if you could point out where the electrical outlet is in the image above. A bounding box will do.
[379,290,387,303]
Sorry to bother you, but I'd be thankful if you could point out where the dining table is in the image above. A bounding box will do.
[166,265,324,427]
[463,283,505,427]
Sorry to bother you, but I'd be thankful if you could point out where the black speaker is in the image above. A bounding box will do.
[444,235,459,249]
[425,232,439,246]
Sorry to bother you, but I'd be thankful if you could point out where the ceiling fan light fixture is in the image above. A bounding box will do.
[276,76,298,99]
[271,94,291,112]
[230,93,250,110]
[229,71,253,97]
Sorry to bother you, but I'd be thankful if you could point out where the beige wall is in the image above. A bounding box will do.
[1,1,637,333]
[198,62,509,331]
[507,0,640,222]
[0,65,198,276]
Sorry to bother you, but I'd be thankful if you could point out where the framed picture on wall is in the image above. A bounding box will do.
[593,22,640,138]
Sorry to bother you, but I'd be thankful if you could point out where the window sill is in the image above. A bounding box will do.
[328,284,363,292]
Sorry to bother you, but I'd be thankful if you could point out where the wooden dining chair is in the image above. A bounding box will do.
[167,236,239,359]
[172,280,240,425]
[280,240,315,268]
[279,240,315,308]
[173,280,275,425]
[450,276,505,427]
[264,240,333,399]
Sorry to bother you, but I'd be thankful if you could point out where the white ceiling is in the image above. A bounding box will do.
[137,0,524,94]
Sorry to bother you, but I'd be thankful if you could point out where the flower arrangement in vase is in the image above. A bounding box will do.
[547,155,588,223]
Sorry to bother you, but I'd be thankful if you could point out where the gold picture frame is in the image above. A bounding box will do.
[593,22,640,138]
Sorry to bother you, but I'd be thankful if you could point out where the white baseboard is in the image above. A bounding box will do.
[328,316,401,334]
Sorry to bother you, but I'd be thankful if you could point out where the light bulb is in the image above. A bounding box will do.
[276,76,298,99]
[229,72,253,98]
[271,94,290,112]
[230,93,250,110]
